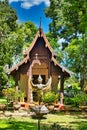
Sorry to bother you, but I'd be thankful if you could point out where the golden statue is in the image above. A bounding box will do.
[30,75,52,104]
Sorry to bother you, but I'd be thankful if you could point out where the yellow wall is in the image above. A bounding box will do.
[52,74,59,93]
[20,74,28,96]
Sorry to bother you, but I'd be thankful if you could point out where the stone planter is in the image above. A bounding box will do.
[80,106,87,115]
[13,103,21,110]
[0,104,6,111]
[64,105,72,114]
[47,104,54,112]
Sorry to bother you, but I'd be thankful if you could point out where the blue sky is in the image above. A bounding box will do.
[9,0,51,33]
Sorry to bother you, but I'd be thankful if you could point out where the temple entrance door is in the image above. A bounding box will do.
[32,62,48,83]
[33,75,46,84]
[32,62,48,102]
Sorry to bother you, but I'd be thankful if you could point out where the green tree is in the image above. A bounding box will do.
[5,22,37,65]
[0,21,37,94]
[45,0,63,38]
[0,0,17,65]
[45,0,87,88]
[46,32,63,62]
[64,37,87,89]
[0,0,17,94]
[45,0,87,40]
[0,0,37,95]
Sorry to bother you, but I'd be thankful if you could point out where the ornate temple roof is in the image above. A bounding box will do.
[8,55,29,74]
[8,28,72,76]
[23,28,56,57]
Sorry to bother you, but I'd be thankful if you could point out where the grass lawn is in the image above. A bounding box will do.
[0,112,87,130]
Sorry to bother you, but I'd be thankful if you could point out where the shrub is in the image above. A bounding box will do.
[64,97,74,105]
[74,92,87,106]
[2,88,25,103]
[43,91,58,104]
[64,92,87,107]
[2,88,16,102]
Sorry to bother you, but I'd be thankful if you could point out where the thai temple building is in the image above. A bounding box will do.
[9,28,71,103]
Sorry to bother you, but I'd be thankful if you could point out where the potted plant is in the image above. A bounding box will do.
[2,88,21,110]
[64,97,73,114]
[43,91,58,111]
[19,91,26,102]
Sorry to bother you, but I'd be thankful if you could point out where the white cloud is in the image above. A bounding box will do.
[21,1,32,9]
[9,0,50,9]
[9,0,19,3]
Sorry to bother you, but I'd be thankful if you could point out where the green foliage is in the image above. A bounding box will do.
[0,0,17,65]
[64,36,87,87]
[45,0,64,38]
[64,78,84,107]
[64,97,74,105]
[4,22,37,65]
[8,76,15,88]
[0,0,37,92]
[64,91,87,107]
[0,0,17,91]
[2,88,25,103]
[65,38,83,71]
[45,0,87,88]
[19,91,26,99]
[45,0,87,39]
[46,32,59,49]
[2,88,17,102]
[74,92,87,106]
[65,76,80,89]
[46,32,64,63]
[43,91,58,104]
[0,66,8,96]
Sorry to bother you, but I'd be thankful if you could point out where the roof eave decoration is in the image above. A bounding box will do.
[8,55,29,74]
[24,31,39,56]
[51,56,72,76]
[41,31,57,56]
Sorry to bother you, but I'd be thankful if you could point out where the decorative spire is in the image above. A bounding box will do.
[39,17,42,29]
[39,17,42,36]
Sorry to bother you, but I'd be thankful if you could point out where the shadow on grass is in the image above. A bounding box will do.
[77,115,87,130]
[0,118,37,130]
[77,123,87,130]
[0,117,72,130]
[0,114,87,130]
[70,120,87,130]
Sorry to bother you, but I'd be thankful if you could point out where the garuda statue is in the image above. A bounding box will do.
[30,75,52,104]
[31,75,52,91]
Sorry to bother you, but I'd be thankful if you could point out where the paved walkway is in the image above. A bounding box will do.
[0,108,31,118]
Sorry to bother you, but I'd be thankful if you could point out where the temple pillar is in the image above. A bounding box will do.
[13,72,20,102]
[60,74,64,104]
[15,81,19,102]
[27,75,33,103]
[27,88,33,103]
[15,84,18,92]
